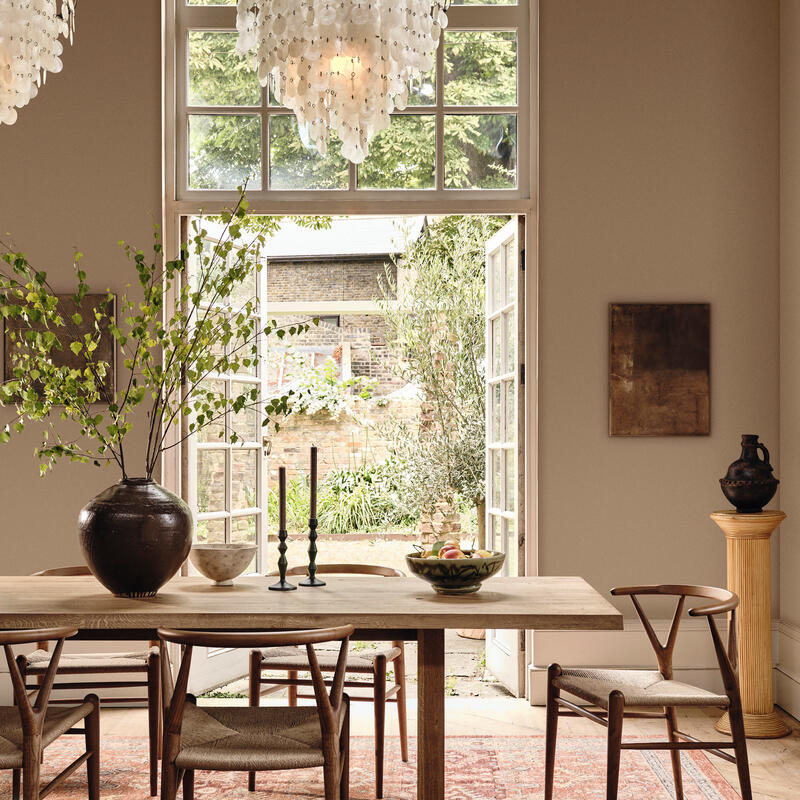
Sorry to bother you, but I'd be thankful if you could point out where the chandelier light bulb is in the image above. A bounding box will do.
[0,0,76,126]
[235,0,448,164]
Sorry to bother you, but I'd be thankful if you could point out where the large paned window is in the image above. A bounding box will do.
[171,1,531,202]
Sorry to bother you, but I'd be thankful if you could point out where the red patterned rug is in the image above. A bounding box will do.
[0,735,741,799]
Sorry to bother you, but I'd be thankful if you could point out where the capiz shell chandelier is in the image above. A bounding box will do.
[235,0,448,164]
[0,0,75,126]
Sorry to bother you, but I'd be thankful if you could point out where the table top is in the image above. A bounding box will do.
[0,575,623,632]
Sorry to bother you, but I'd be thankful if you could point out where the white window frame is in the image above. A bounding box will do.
[161,0,540,583]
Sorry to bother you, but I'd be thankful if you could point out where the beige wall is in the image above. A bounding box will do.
[538,1,781,613]
[780,0,800,629]
[0,0,161,573]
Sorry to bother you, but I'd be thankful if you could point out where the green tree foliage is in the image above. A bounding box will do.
[0,193,317,479]
[378,215,506,528]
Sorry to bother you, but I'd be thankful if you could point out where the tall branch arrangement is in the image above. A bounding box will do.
[0,193,316,479]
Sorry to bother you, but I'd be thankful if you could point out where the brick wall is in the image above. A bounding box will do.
[266,396,420,486]
[267,258,397,302]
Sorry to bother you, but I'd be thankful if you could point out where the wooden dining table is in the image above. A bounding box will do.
[0,573,622,799]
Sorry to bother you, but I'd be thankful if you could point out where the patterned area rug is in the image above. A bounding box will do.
[0,735,741,799]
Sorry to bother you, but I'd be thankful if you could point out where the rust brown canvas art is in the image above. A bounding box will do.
[609,303,710,436]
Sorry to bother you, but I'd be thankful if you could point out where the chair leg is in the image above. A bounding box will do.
[728,698,753,800]
[160,760,179,800]
[12,769,20,800]
[248,650,262,792]
[288,669,298,706]
[148,654,161,796]
[664,706,684,800]
[544,664,562,800]
[22,735,42,800]
[340,697,351,800]
[84,694,100,800]
[323,761,341,800]
[606,691,625,800]
[182,769,194,800]
[373,654,387,799]
[393,643,409,763]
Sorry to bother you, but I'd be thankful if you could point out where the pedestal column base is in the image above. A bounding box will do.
[715,709,790,739]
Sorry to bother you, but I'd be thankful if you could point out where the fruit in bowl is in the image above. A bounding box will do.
[406,540,505,595]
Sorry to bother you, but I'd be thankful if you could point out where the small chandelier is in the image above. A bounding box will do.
[236,0,448,164]
[0,0,76,126]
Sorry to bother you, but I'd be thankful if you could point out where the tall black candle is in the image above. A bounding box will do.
[300,445,325,587]
[269,467,296,591]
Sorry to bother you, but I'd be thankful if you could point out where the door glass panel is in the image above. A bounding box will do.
[504,240,517,302]
[231,514,257,544]
[231,381,259,442]
[492,450,502,508]
[492,383,501,442]
[231,449,258,509]
[504,310,515,373]
[197,449,226,512]
[505,448,515,512]
[492,251,502,312]
[505,518,517,576]
[229,264,258,310]
[196,518,226,543]
[504,380,515,439]
[197,379,226,443]
[491,317,502,377]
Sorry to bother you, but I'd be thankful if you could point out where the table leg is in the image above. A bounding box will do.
[417,628,445,800]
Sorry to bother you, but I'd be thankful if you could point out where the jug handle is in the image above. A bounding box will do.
[757,442,771,465]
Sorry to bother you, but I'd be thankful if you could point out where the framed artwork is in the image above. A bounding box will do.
[3,294,116,400]
[609,302,710,436]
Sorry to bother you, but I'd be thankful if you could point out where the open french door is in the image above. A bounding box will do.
[484,217,526,696]
[185,225,270,694]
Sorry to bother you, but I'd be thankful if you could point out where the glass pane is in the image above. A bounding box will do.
[491,251,501,312]
[197,379,226,443]
[269,115,348,190]
[232,449,259,509]
[505,447,515,513]
[407,68,436,106]
[358,115,435,189]
[444,31,517,106]
[189,114,261,190]
[505,518,517,576]
[231,515,257,544]
[492,383,501,442]
[229,261,258,310]
[196,518,226,543]
[488,514,498,552]
[504,379,515,441]
[188,32,260,107]
[191,240,226,302]
[444,114,516,189]
[197,449,226,513]
[492,449,502,508]
[504,239,517,303]
[491,317,501,377]
[504,310,515,373]
[231,381,260,443]
[232,329,258,375]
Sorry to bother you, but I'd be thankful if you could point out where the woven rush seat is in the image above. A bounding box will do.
[0,701,95,769]
[22,647,158,673]
[259,645,401,674]
[554,668,730,709]
[175,703,326,771]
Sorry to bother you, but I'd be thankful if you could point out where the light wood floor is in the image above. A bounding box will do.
[102,699,800,799]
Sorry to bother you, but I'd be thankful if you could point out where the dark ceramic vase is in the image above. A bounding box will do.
[720,434,779,513]
[78,478,192,597]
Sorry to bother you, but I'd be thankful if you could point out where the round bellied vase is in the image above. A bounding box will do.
[720,434,779,514]
[78,478,193,598]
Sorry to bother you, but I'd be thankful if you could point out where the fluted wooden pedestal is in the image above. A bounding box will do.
[710,510,789,738]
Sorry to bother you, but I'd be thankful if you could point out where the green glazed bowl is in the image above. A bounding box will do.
[405,550,505,595]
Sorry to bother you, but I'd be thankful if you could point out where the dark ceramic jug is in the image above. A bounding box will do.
[720,434,779,513]
[78,478,192,597]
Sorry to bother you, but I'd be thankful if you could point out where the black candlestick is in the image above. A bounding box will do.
[299,515,325,587]
[300,447,325,587]
[269,468,296,591]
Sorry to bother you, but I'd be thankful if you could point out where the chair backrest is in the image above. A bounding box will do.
[278,563,404,578]
[611,583,740,693]
[32,566,92,577]
[158,625,354,742]
[1,627,77,733]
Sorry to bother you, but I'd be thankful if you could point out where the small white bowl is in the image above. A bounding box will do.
[189,543,257,586]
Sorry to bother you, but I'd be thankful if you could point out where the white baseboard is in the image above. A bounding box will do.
[776,620,800,719]
[528,618,781,707]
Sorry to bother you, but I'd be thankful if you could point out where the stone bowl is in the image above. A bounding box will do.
[405,550,505,595]
[189,543,257,586]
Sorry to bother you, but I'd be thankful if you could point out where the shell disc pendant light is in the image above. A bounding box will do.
[235,0,448,164]
[0,0,76,126]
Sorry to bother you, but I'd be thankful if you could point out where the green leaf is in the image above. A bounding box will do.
[69,341,82,355]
